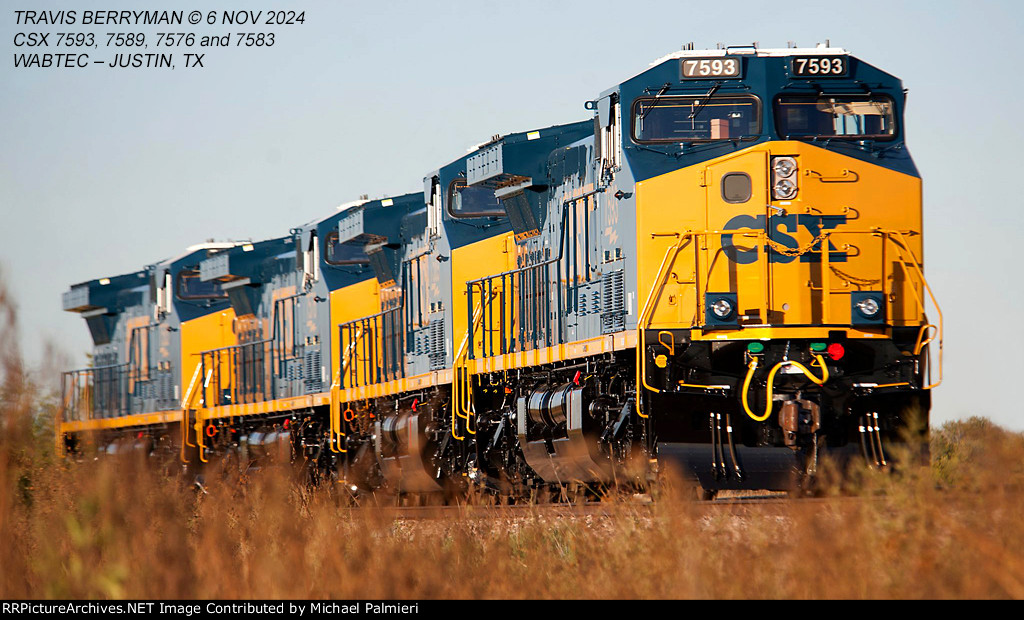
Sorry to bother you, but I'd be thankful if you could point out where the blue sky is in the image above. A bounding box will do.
[2,0,1022,429]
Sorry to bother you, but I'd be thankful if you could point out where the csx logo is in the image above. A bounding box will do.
[722,214,848,264]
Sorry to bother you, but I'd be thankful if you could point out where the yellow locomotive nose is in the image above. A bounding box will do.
[636,140,925,336]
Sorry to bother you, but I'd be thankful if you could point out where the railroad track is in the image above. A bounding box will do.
[336,492,868,520]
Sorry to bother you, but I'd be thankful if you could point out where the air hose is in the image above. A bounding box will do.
[741,354,829,422]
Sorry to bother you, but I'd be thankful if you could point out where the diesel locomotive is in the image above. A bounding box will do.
[59,45,941,498]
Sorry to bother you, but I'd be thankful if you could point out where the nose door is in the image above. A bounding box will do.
[703,151,769,327]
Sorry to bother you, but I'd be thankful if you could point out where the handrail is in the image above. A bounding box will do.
[635,226,943,416]
[328,375,346,454]
[330,302,407,448]
[60,363,131,422]
[62,361,129,374]
[451,285,497,440]
[888,232,943,389]
[191,337,274,355]
[178,362,203,463]
[635,232,733,418]
[636,232,690,415]
[192,368,213,464]
[179,362,204,410]
[339,323,367,387]
[336,303,404,389]
[464,200,573,288]
[329,363,342,453]
[189,291,305,408]
[337,307,400,329]
[327,336,361,454]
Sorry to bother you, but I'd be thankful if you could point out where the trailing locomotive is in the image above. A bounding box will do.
[59,45,941,498]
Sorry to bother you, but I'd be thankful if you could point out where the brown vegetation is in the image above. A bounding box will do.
[2,273,1023,599]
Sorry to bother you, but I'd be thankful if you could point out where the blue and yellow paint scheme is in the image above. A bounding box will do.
[58,244,240,450]
[59,46,940,495]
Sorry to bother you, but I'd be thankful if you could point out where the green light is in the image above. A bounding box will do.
[810,342,827,352]
[747,342,765,353]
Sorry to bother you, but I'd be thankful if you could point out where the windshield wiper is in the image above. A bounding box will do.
[688,82,722,120]
[641,83,672,121]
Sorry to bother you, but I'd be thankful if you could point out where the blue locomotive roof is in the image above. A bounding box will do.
[62,269,149,315]
[316,192,423,291]
[431,120,594,250]
[198,236,294,286]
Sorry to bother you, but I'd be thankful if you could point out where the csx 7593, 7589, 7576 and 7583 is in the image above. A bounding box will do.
[59,45,941,500]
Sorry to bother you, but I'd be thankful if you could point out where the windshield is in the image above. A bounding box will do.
[325,231,370,265]
[632,95,760,143]
[176,270,226,301]
[775,95,896,140]
[447,178,505,219]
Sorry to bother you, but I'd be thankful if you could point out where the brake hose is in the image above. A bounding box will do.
[742,354,829,422]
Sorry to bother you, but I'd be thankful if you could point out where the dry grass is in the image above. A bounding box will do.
[2,272,1024,599]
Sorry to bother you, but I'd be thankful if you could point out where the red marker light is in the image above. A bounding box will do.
[827,342,845,361]
[573,371,581,386]
[412,398,418,412]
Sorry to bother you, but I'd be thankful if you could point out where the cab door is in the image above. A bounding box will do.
[703,150,769,327]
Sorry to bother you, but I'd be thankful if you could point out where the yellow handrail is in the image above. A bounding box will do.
[636,233,688,417]
[328,325,367,454]
[451,284,497,439]
[636,226,943,418]
[635,232,732,418]
[193,368,213,464]
[328,360,349,454]
[888,232,943,389]
[178,362,204,463]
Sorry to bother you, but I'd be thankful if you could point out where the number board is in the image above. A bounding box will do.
[791,56,848,77]
[680,57,741,79]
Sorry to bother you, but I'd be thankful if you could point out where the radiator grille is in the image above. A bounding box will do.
[600,269,625,333]
[428,318,446,370]
[303,348,322,393]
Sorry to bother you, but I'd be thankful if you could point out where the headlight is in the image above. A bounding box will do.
[711,298,734,319]
[771,156,798,200]
[772,157,797,178]
[773,179,797,200]
[855,297,880,318]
